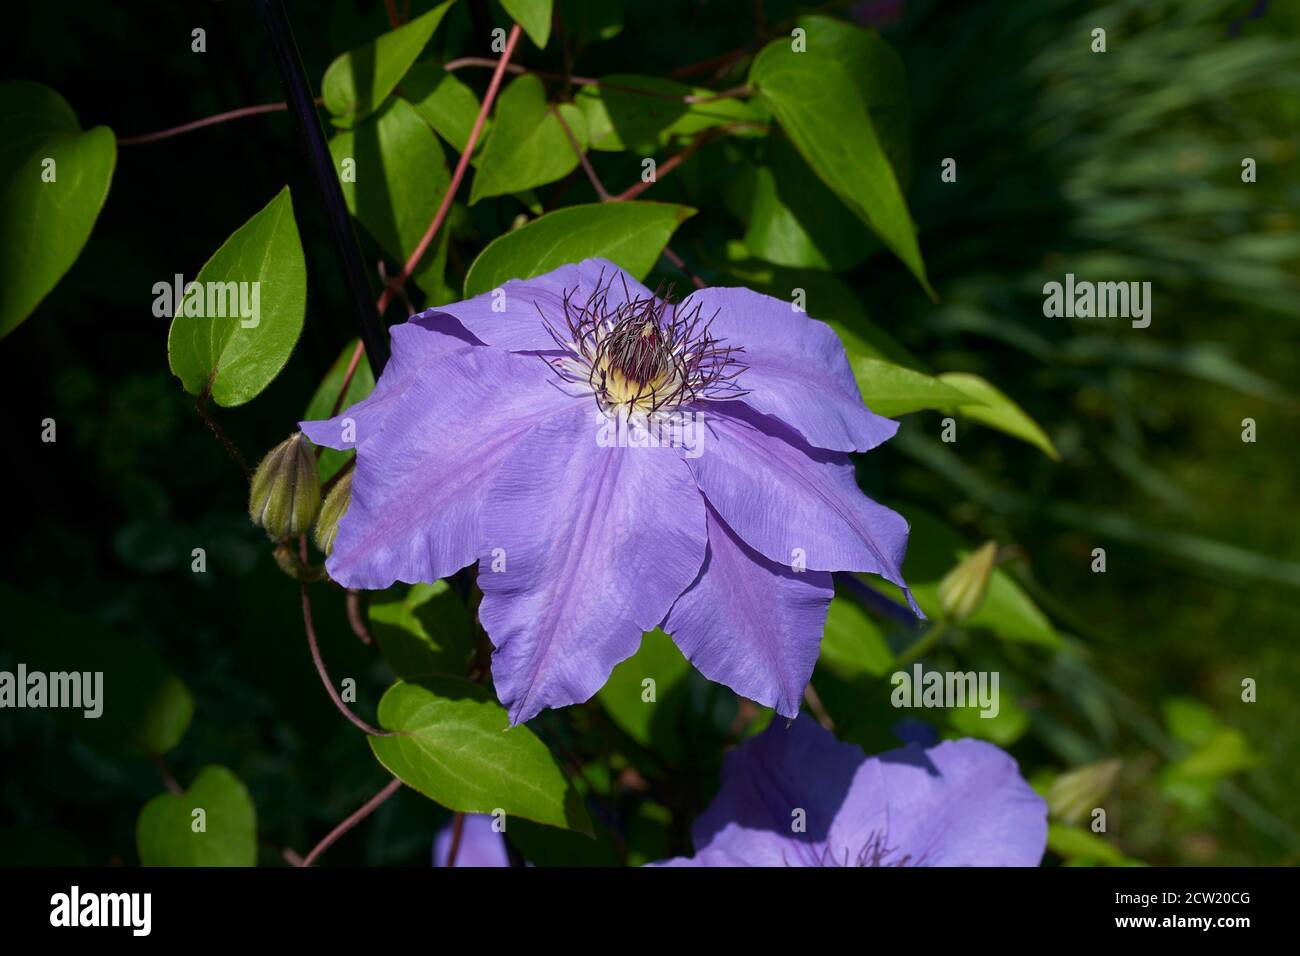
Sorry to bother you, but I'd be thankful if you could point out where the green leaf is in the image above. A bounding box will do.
[136,766,256,867]
[559,0,624,51]
[322,0,454,125]
[818,596,894,681]
[370,677,593,834]
[0,81,115,337]
[303,338,376,483]
[596,629,691,760]
[869,508,1063,649]
[946,695,1030,746]
[749,17,931,294]
[464,201,694,296]
[575,74,760,153]
[0,582,193,755]
[847,356,972,418]
[470,74,587,203]
[166,187,307,407]
[939,372,1060,460]
[1162,697,1220,746]
[368,581,475,679]
[329,97,450,295]
[1047,823,1138,867]
[500,0,553,49]
[402,60,489,153]
[740,137,877,271]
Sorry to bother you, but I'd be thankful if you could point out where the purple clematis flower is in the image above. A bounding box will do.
[656,714,1047,867]
[427,719,1044,869]
[302,259,917,724]
[432,814,510,867]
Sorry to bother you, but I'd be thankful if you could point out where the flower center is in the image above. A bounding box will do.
[540,270,747,417]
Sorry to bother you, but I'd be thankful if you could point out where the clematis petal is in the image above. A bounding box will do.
[300,312,482,451]
[829,737,1048,867]
[431,258,655,353]
[479,403,708,725]
[678,716,1047,867]
[686,402,918,612]
[324,345,578,589]
[432,814,511,867]
[663,504,833,719]
[686,713,867,866]
[681,286,897,453]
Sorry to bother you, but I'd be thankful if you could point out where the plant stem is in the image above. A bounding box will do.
[444,812,466,866]
[375,24,522,317]
[300,579,394,737]
[256,0,390,375]
[196,384,250,479]
[300,777,402,867]
[118,102,293,146]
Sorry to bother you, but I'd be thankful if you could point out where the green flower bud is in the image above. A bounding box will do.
[1046,759,1121,825]
[248,433,321,540]
[313,468,353,556]
[936,540,998,621]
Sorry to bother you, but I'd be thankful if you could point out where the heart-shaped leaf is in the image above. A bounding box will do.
[329,97,451,298]
[464,201,694,296]
[470,74,587,203]
[136,766,256,867]
[322,0,454,126]
[0,81,115,337]
[166,186,306,407]
[370,677,593,835]
[749,17,931,295]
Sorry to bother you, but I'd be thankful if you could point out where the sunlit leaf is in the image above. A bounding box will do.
[370,677,593,834]
[166,187,306,407]
[0,81,115,337]
[322,1,454,125]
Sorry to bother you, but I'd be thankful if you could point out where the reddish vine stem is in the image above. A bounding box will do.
[382,0,401,29]
[613,128,719,202]
[300,578,395,737]
[328,341,367,419]
[376,24,522,318]
[442,60,752,105]
[196,384,250,479]
[552,107,609,201]
[150,753,184,796]
[299,777,403,867]
[553,106,708,289]
[320,456,355,496]
[444,812,466,866]
[345,589,373,645]
[118,102,292,146]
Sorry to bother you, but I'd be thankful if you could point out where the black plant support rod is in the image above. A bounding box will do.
[256,0,390,375]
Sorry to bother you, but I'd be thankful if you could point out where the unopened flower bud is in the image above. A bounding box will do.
[313,468,353,556]
[1046,759,1121,825]
[937,541,998,621]
[248,433,320,540]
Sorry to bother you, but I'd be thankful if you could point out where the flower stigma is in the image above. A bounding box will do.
[538,271,748,420]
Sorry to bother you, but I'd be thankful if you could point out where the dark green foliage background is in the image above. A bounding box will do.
[1,0,1297,866]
